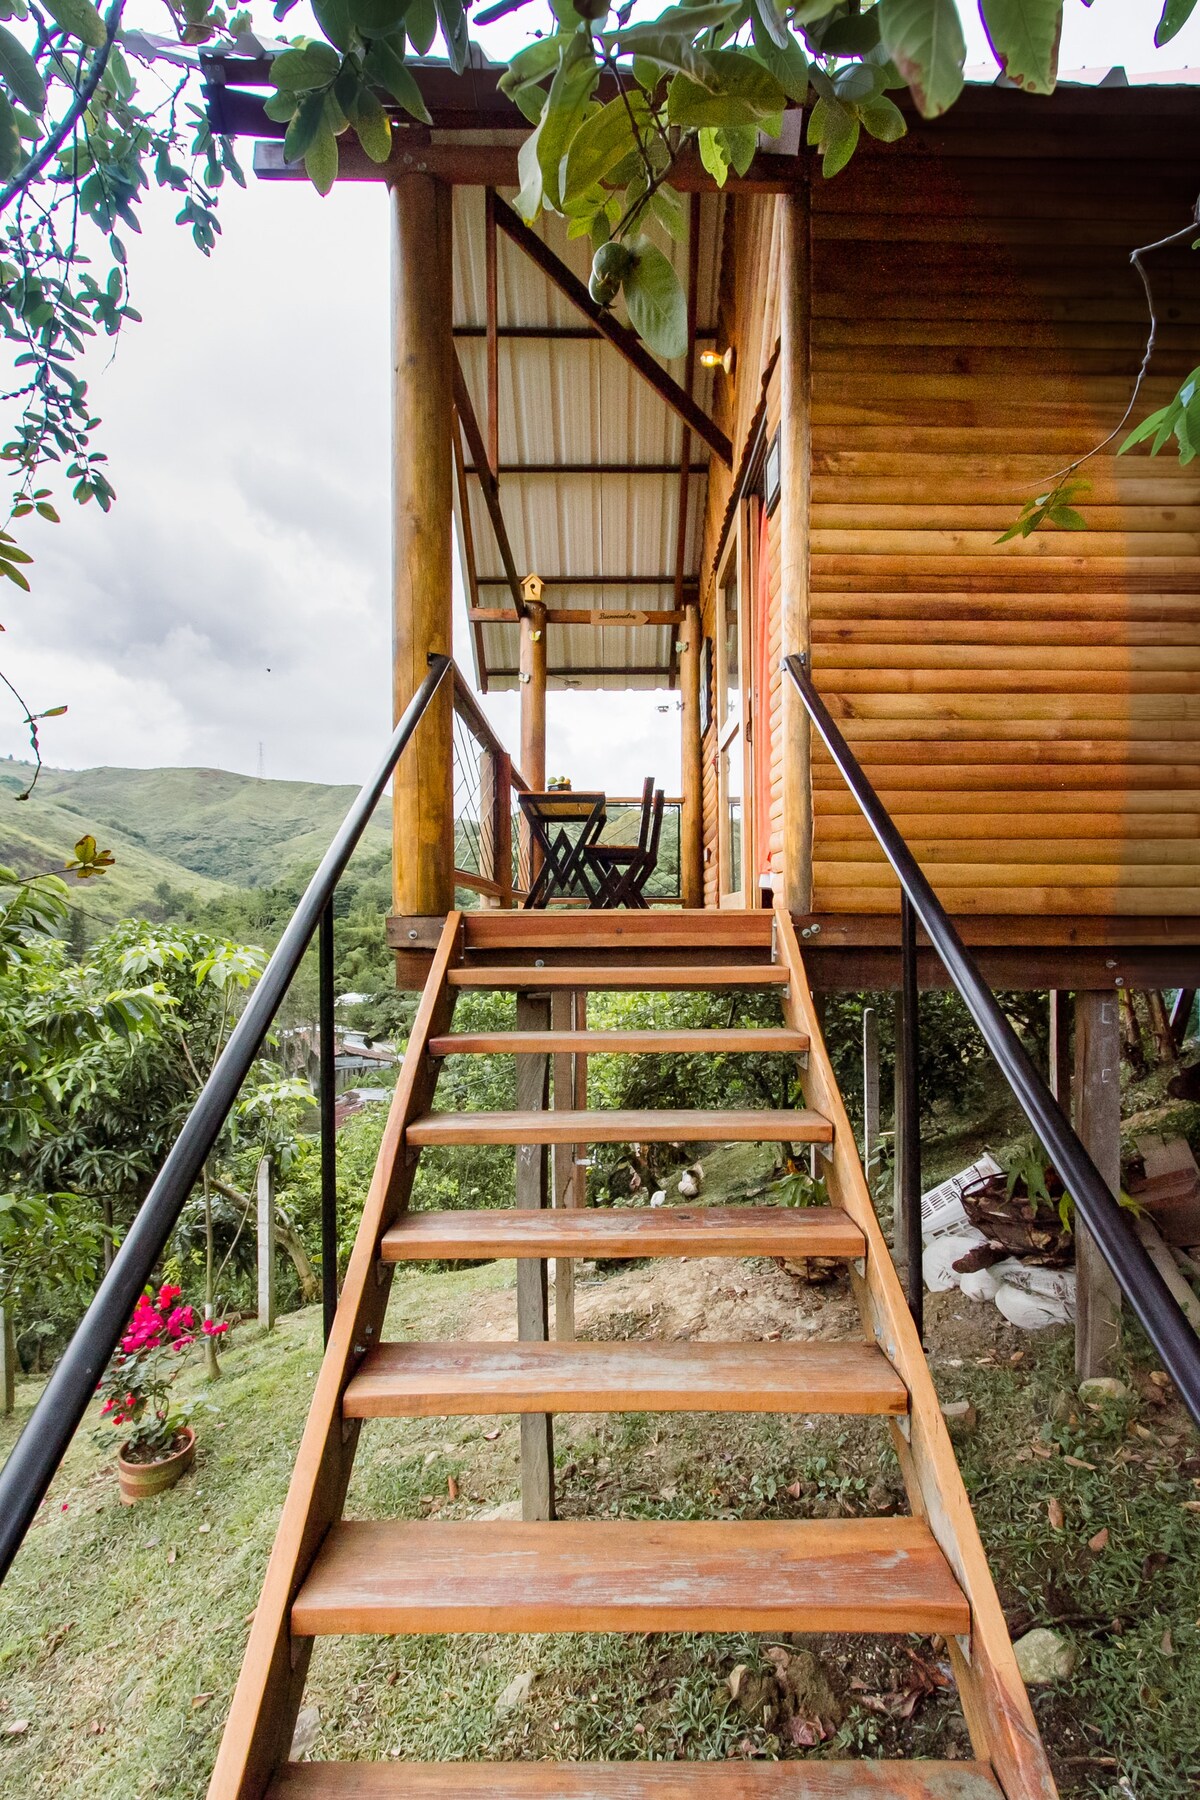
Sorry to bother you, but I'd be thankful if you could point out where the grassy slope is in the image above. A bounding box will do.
[0,771,230,926]
[26,763,390,888]
[1,1247,1197,1797]
[0,760,391,923]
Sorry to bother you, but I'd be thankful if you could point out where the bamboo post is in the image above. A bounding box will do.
[679,601,703,908]
[515,992,554,1519]
[862,1005,880,1186]
[390,173,455,931]
[778,187,813,914]
[257,1155,276,1331]
[1,1308,14,1416]
[1074,990,1123,1379]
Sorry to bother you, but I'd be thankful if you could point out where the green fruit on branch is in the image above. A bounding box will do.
[588,237,633,305]
[571,0,610,19]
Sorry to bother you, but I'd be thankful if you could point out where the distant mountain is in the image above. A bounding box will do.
[0,760,390,924]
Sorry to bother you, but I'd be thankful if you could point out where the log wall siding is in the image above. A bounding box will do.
[808,138,1200,916]
[699,93,1200,918]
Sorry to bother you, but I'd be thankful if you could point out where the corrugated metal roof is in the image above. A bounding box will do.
[452,186,724,692]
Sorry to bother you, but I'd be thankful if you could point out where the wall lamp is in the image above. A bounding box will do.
[699,345,735,377]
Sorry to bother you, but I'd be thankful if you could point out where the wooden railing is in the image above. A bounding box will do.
[451,664,529,906]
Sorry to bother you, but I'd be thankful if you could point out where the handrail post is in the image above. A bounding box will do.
[898,892,923,1339]
[319,899,338,1345]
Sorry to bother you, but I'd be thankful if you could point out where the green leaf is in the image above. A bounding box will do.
[365,37,432,122]
[42,0,105,47]
[434,0,469,74]
[305,123,339,195]
[537,33,599,211]
[514,108,546,220]
[648,180,687,242]
[979,0,1062,95]
[271,41,342,89]
[748,0,788,51]
[718,122,760,175]
[313,0,356,49]
[747,11,809,103]
[622,235,687,359]
[860,94,906,141]
[563,91,647,204]
[821,111,859,175]
[406,0,436,55]
[284,89,327,162]
[347,0,409,32]
[0,23,44,113]
[351,84,392,160]
[666,48,785,128]
[1155,0,1198,45]
[878,0,965,118]
[697,122,729,186]
[0,86,20,181]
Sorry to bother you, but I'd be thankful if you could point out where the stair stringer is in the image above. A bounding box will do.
[775,904,1057,1800]
[206,912,464,1800]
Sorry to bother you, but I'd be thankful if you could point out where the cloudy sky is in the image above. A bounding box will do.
[0,0,1196,798]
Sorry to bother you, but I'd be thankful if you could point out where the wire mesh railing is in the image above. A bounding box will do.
[451,665,527,906]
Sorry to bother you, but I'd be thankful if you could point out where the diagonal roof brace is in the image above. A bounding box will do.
[491,196,733,471]
[452,349,526,619]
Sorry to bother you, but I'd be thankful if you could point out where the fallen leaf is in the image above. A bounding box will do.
[199,1522,211,1534]
[1047,1497,1065,1529]
[1030,1442,1056,1460]
[1009,1350,1026,1365]
[447,1475,458,1500]
[727,1663,749,1701]
[4,1721,29,1736]
[243,1608,257,1626]
[166,1549,177,1565]
[1149,1371,1170,1388]
[484,1429,501,1442]
[1141,1552,1169,1581]
[785,1480,802,1500]
[1088,1528,1110,1553]
[1063,1455,1096,1470]
[1161,1629,1175,1656]
[191,1694,213,1710]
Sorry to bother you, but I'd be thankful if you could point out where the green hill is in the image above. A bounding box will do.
[0,759,391,925]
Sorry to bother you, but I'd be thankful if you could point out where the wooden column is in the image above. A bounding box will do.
[515,991,554,1519]
[680,601,703,908]
[778,187,813,915]
[1074,989,1123,1380]
[390,173,455,931]
[257,1155,276,1330]
[520,599,547,788]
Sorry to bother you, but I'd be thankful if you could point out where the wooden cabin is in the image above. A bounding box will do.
[209,58,1200,1001]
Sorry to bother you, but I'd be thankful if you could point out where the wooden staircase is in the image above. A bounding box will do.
[208,907,1057,1800]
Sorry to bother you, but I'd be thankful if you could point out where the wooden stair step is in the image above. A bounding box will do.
[343,1339,907,1419]
[447,964,789,990]
[429,1028,809,1056]
[405,1109,831,1146]
[291,1518,969,1637]
[380,1204,864,1262]
[268,1759,1004,1798]
[461,909,776,951]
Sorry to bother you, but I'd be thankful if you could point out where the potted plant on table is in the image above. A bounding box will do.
[96,1284,228,1504]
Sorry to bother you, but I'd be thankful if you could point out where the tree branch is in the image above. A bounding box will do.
[0,0,126,218]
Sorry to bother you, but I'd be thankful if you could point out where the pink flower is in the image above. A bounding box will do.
[157,1283,182,1310]
[202,1319,230,1338]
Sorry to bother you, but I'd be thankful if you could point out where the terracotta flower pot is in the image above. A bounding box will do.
[117,1425,196,1505]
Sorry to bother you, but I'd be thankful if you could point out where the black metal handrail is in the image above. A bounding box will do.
[785,651,1200,1429]
[0,653,453,1584]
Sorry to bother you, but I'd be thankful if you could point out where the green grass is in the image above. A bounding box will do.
[1,1263,1198,1796]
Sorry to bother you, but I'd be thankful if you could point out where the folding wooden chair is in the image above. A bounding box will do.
[583,779,665,909]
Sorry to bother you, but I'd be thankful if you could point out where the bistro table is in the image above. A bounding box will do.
[517,790,607,908]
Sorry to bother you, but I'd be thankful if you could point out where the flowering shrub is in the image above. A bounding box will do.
[96,1284,228,1460]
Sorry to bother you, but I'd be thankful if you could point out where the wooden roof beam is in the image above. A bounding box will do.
[491,196,733,470]
[470,607,686,625]
[452,348,525,618]
[465,462,709,476]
